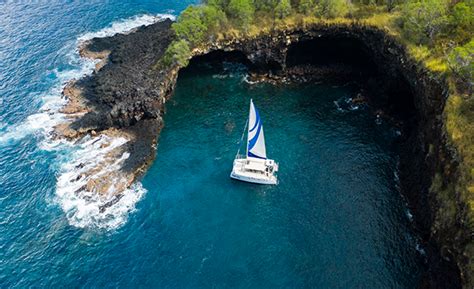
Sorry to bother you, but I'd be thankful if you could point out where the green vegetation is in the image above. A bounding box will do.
[320,0,350,18]
[297,0,316,15]
[448,39,474,93]
[159,4,473,281]
[162,0,472,78]
[171,4,227,45]
[400,0,448,44]
[275,0,292,19]
[228,0,255,28]
[161,39,191,67]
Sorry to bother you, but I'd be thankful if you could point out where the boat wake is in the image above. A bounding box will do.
[1,13,173,230]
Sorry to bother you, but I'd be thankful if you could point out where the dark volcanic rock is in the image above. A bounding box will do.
[70,19,466,288]
[73,19,175,131]
[216,26,465,288]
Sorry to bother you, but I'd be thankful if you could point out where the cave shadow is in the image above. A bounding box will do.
[163,36,462,288]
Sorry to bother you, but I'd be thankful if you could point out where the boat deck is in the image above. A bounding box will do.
[230,158,278,185]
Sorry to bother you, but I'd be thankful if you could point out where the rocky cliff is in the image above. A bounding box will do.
[61,20,469,288]
[193,25,469,288]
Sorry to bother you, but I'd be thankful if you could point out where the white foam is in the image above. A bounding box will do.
[333,96,366,113]
[0,54,97,146]
[1,13,171,229]
[78,13,175,42]
[415,243,426,256]
[243,75,257,84]
[375,114,382,125]
[1,13,175,146]
[405,208,413,221]
[55,135,147,230]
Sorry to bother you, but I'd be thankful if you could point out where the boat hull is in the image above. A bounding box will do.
[230,171,278,185]
[230,158,278,185]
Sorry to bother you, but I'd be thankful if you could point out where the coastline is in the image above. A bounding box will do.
[56,17,468,287]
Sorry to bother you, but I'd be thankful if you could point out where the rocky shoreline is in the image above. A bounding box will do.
[57,19,468,288]
[54,20,175,200]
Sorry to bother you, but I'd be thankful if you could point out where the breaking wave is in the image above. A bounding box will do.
[1,13,174,146]
[1,13,173,229]
[56,135,146,230]
[78,13,175,42]
[0,55,97,146]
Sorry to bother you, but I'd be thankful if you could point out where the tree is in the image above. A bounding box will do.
[297,0,316,15]
[254,0,279,12]
[401,0,449,45]
[172,5,227,45]
[448,39,474,93]
[275,0,292,18]
[227,0,255,28]
[201,5,228,33]
[320,0,349,18]
[161,40,192,67]
[205,0,230,10]
[172,6,208,45]
[450,1,473,32]
[385,0,396,12]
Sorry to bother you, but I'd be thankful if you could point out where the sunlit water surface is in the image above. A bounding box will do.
[0,1,422,288]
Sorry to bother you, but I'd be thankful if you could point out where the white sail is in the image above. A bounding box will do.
[230,99,278,185]
[247,99,267,159]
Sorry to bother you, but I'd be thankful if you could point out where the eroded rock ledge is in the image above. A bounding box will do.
[58,19,468,288]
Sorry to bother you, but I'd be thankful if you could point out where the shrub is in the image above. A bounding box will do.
[320,0,350,18]
[448,39,474,93]
[201,5,228,34]
[401,0,449,45]
[172,5,227,45]
[451,1,473,30]
[228,0,255,28]
[297,0,316,15]
[161,40,192,67]
[172,6,208,45]
[275,0,292,19]
[449,1,474,42]
[205,0,230,10]
[254,0,279,13]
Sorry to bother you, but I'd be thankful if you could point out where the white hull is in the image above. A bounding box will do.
[230,171,277,185]
[230,99,278,185]
[230,158,278,185]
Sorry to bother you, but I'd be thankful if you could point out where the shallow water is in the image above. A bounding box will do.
[1,1,423,288]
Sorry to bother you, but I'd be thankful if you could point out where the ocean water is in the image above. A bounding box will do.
[0,1,423,288]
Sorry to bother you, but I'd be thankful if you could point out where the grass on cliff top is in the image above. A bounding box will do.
[165,4,473,250]
[445,90,474,224]
[214,6,449,74]
[211,7,472,224]
[444,90,474,282]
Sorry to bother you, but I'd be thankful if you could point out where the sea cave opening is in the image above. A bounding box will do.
[285,36,417,122]
[159,34,429,287]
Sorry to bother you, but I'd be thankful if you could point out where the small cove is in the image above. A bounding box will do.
[0,2,435,287]
[137,61,424,288]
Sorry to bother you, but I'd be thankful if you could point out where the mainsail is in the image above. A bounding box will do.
[247,99,267,159]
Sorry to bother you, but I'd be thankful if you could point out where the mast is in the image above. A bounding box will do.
[235,117,248,159]
[246,99,252,157]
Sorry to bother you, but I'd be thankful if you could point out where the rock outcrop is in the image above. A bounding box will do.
[60,19,468,288]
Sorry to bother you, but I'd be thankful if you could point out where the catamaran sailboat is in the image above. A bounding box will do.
[230,99,279,185]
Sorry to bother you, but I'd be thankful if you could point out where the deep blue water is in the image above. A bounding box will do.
[1,1,423,288]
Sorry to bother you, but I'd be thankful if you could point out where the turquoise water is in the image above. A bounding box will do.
[0,1,422,288]
[139,63,423,288]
